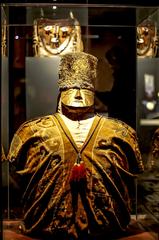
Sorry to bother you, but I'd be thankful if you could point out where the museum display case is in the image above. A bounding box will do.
[136,9,159,161]
[1,2,159,240]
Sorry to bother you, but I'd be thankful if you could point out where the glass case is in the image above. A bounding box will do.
[136,8,159,236]
[1,3,159,240]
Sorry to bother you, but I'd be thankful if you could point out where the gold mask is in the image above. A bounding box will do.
[61,88,94,108]
[137,19,158,57]
[33,12,83,57]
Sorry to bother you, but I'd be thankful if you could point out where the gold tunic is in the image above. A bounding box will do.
[7,113,143,239]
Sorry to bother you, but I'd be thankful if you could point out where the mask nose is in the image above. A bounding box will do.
[75,89,82,100]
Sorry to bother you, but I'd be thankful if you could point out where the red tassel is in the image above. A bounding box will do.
[70,162,86,182]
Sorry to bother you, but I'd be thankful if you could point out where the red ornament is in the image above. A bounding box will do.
[69,161,86,182]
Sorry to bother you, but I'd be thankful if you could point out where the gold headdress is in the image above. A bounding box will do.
[58,52,98,91]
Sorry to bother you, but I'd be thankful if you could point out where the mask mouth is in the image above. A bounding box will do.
[61,102,94,115]
[61,101,94,108]
[62,102,93,110]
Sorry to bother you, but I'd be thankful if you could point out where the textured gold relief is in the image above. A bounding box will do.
[36,117,55,128]
[33,12,83,57]
[58,52,98,90]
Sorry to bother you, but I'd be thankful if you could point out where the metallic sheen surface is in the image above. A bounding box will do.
[61,88,94,107]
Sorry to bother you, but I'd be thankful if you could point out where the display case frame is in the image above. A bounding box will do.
[1,2,159,240]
